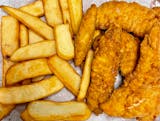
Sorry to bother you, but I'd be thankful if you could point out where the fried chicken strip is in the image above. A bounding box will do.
[87,26,122,114]
[75,4,97,66]
[153,7,160,19]
[120,31,140,76]
[101,22,160,121]
[96,1,158,37]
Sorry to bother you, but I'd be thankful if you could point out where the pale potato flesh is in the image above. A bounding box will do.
[11,41,56,62]
[42,0,63,27]
[27,101,91,121]
[20,24,29,47]
[0,76,64,104]
[1,6,54,40]
[55,24,74,60]
[77,50,94,101]
[6,59,52,85]
[68,0,82,34]
[1,16,19,57]
[20,0,44,17]
[29,30,44,44]
[48,55,81,95]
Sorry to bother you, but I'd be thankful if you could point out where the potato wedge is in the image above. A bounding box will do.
[29,30,44,44]
[2,58,15,87]
[77,50,93,101]
[0,104,15,120]
[42,0,63,27]
[21,110,36,121]
[20,24,29,47]
[1,6,54,40]
[68,0,82,34]
[1,16,19,57]
[27,101,91,121]
[11,41,56,62]
[32,76,45,82]
[59,0,71,24]
[0,76,63,104]
[6,59,52,85]
[48,55,81,95]
[54,24,74,60]
[20,0,44,17]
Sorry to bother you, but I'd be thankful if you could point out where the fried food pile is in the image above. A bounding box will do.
[74,1,160,121]
[0,0,160,121]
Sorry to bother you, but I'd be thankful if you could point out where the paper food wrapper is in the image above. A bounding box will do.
[0,0,159,121]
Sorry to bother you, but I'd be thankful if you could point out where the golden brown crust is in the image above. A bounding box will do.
[96,1,158,37]
[87,26,122,114]
[74,4,97,66]
[101,22,160,120]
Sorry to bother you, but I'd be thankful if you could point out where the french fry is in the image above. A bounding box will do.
[0,76,63,104]
[6,59,52,85]
[0,104,15,120]
[59,0,71,24]
[42,0,63,27]
[48,55,81,95]
[77,50,94,101]
[54,24,74,60]
[20,0,44,17]
[11,41,56,62]
[32,76,45,82]
[21,110,36,121]
[22,79,31,85]
[1,16,19,57]
[20,24,29,47]
[1,6,54,40]
[68,0,82,34]
[27,101,91,121]
[2,58,15,87]
[29,30,44,44]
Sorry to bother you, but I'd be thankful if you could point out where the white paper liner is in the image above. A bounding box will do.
[0,0,159,121]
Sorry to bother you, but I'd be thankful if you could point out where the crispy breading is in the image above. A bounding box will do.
[74,4,97,66]
[96,1,158,37]
[120,31,140,76]
[87,26,122,114]
[101,22,160,120]
[153,7,160,19]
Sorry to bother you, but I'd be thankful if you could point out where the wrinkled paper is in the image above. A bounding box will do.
[0,0,159,121]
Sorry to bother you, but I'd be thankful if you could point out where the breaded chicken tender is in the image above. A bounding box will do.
[101,22,160,121]
[87,26,122,114]
[75,5,97,66]
[153,7,160,19]
[96,1,158,37]
[120,31,140,76]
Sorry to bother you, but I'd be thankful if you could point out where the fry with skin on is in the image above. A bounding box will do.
[2,58,14,87]
[20,24,29,47]
[68,0,82,34]
[6,59,52,85]
[1,16,19,57]
[42,0,63,27]
[0,104,15,120]
[54,24,74,60]
[29,30,44,44]
[77,50,94,101]
[27,101,91,121]
[75,5,97,66]
[21,110,36,121]
[20,0,44,17]
[11,41,56,62]
[48,55,81,95]
[0,76,63,104]
[1,6,54,40]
